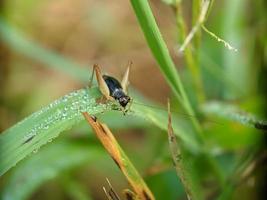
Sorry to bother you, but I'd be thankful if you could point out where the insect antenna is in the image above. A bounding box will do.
[132,101,225,127]
[132,101,267,131]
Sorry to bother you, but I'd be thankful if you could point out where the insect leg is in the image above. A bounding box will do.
[123,98,133,115]
[88,64,96,88]
[93,64,112,100]
[121,61,132,94]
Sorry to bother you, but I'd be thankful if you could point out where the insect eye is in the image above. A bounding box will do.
[119,96,130,107]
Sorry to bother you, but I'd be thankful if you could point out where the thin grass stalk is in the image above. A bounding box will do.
[178,0,212,52]
[192,0,202,49]
[167,101,194,200]
[175,2,205,103]
[202,25,238,52]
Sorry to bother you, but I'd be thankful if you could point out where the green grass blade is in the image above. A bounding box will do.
[0,18,88,82]
[130,0,201,134]
[0,86,200,176]
[201,101,267,130]
[0,87,109,176]
[130,0,183,100]
[1,139,103,200]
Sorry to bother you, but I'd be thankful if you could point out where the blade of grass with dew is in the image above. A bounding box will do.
[201,101,267,130]
[0,18,89,82]
[130,0,201,135]
[0,86,200,176]
[0,87,111,176]
[1,139,103,200]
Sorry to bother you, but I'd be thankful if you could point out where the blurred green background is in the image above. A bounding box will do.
[0,0,266,200]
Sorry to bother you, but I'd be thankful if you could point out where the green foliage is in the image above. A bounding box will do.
[0,86,202,177]
[1,0,266,199]
[1,139,103,200]
[202,101,266,129]
[130,0,183,97]
[130,0,200,135]
[146,170,184,199]
[0,88,106,176]
[132,102,200,152]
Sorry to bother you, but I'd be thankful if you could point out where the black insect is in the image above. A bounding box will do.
[89,62,132,112]
[102,75,131,108]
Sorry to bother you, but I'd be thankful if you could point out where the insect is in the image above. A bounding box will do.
[89,62,132,114]
[88,63,267,131]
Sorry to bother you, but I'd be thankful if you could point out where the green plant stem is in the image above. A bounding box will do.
[167,101,197,200]
[202,25,238,52]
[192,0,202,49]
[175,2,205,104]
[129,4,225,187]
[130,0,203,139]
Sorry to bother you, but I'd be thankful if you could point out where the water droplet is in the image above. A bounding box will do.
[33,149,39,154]
[44,124,49,129]
[62,96,68,102]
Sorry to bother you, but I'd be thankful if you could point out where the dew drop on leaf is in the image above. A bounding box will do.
[33,149,39,154]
